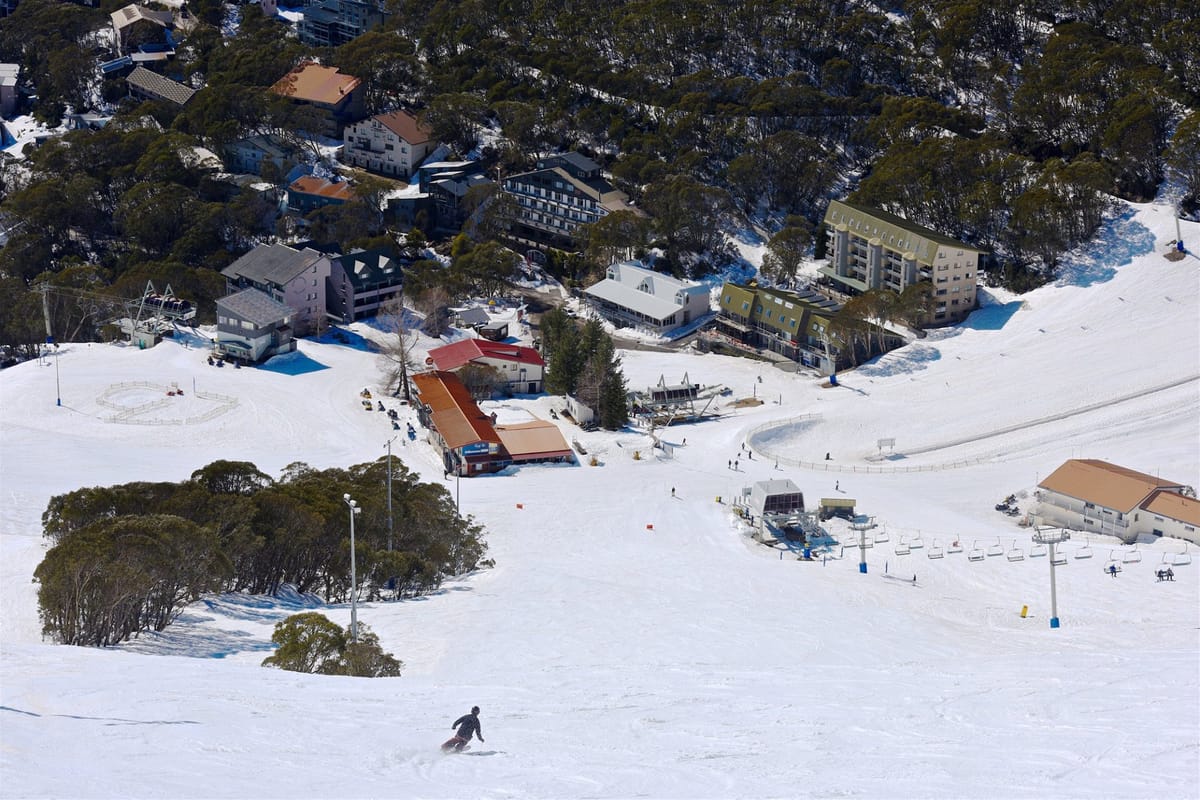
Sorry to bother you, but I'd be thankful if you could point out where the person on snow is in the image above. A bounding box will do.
[442,706,484,752]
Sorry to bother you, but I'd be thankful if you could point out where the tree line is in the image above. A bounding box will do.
[537,310,630,430]
[36,458,489,647]
[1,0,1197,353]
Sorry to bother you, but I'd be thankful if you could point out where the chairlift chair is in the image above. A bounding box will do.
[927,539,945,559]
[947,540,964,554]
[1006,541,1025,561]
[894,536,911,556]
[874,528,890,543]
[986,538,1004,557]
[1122,545,1141,564]
[1074,540,1093,559]
[967,540,985,562]
[1051,550,1068,566]
[1172,542,1191,566]
[909,534,924,549]
[1030,542,1048,558]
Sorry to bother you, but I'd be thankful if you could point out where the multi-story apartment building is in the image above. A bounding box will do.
[221,243,332,336]
[716,282,848,374]
[502,152,637,248]
[341,110,434,180]
[269,62,365,138]
[298,0,387,46]
[820,199,987,327]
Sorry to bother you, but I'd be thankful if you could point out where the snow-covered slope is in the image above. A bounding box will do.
[1,199,1198,798]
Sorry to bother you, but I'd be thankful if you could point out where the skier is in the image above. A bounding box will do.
[442,706,484,752]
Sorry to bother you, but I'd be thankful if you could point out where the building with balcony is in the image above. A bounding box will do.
[213,288,296,363]
[221,243,332,336]
[820,200,986,327]
[1035,459,1199,545]
[298,0,387,46]
[341,110,434,179]
[583,261,710,334]
[502,152,638,248]
[327,248,404,322]
[715,282,874,374]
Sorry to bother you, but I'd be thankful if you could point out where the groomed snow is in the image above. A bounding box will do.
[1,198,1198,798]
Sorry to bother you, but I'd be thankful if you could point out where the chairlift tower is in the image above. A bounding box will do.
[851,515,874,574]
[1032,526,1071,629]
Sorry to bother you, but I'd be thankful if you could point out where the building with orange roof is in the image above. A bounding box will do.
[287,175,357,215]
[342,110,437,180]
[1035,459,1198,544]
[411,371,572,476]
[269,62,365,137]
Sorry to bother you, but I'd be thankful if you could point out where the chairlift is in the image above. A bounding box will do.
[1030,542,1048,558]
[1051,550,1068,566]
[1074,540,1093,559]
[894,536,911,556]
[1122,545,1141,564]
[874,528,890,543]
[909,534,925,550]
[967,540,985,562]
[947,540,964,554]
[1006,541,1025,562]
[986,538,1004,557]
[927,539,944,559]
[1172,541,1191,566]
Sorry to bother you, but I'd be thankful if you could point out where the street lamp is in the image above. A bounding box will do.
[384,436,397,552]
[343,493,360,642]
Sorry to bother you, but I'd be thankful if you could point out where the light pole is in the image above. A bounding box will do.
[385,436,397,552]
[343,494,360,642]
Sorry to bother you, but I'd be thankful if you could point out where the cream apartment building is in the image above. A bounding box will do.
[820,199,986,326]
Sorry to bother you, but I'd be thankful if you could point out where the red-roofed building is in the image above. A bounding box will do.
[411,371,572,476]
[427,339,545,395]
[342,110,436,179]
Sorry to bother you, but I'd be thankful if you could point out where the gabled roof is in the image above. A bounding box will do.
[111,4,174,31]
[373,110,432,144]
[411,371,502,451]
[216,288,292,326]
[428,339,544,370]
[222,243,326,286]
[330,249,402,289]
[270,62,361,105]
[1141,490,1200,527]
[126,66,195,106]
[495,420,572,460]
[584,261,706,322]
[1039,459,1188,514]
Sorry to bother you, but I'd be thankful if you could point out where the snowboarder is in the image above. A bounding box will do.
[442,706,484,752]
[671,487,676,497]
[835,481,839,491]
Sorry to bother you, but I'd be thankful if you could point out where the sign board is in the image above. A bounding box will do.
[461,441,490,456]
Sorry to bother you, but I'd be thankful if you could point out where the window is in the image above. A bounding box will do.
[385,144,394,151]
[936,289,947,296]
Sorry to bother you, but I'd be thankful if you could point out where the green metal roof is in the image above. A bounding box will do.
[823,199,985,265]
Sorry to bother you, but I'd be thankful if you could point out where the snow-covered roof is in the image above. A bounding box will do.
[583,261,706,322]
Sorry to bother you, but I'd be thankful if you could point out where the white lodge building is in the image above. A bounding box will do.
[1034,459,1200,545]
[341,110,434,180]
[583,261,711,334]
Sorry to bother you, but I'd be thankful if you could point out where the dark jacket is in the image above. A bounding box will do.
[453,712,483,742]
